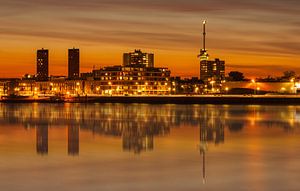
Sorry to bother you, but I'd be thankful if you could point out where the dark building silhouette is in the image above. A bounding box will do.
[123,49,154,68]
[68,48,80,79]
[36,125,48,155]
[36,49,49,81]
[68,126,79,156]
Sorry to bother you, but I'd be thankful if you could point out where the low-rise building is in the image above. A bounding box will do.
[91,64,171,95]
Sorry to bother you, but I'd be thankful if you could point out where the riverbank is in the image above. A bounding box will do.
[1,95,300,105]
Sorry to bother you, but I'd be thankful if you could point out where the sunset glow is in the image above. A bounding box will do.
[1,0,300,78]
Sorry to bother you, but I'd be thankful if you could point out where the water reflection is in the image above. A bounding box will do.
[123,126,154,154]
[1,104,300,156]
[36,125,48,155]
[1,104,300,191]
[199,108,225,183]
[68,126,79,156]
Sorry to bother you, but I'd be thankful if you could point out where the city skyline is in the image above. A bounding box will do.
[0,0,300,78]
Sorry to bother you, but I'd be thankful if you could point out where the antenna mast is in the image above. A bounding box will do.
[203,20,206,51]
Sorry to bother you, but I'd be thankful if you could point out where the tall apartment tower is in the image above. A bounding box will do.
[123,49,154,68]
[36,49,49,81]
[200,59,225,83]
[68,48,80,79]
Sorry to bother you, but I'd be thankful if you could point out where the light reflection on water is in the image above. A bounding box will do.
[0,103,299,191]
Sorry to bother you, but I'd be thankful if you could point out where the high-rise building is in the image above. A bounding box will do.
[198,21,225,91]
[123,49,154,68]
[68,48,80,79]
[36,49,49,81]
[200,59,225,83]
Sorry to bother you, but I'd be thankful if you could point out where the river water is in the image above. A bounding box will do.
[0,103,299,191]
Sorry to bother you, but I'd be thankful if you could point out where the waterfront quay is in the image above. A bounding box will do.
[2,95,300,105]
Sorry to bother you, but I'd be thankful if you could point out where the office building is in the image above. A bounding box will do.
[68,48,80,79]
[36,49,49,81]
[123,49,154,68]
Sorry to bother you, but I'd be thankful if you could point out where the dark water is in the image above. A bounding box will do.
[0,103,299,191]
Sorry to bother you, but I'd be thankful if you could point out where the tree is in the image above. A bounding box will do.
[228,71,245,81]
[283,71,296,79]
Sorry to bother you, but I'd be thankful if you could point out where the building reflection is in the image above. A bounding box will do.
[1,104,300,156]
[36,125,48,155]
[200,109,225,145]
[227,122,244,132]
[123,126,154,154]
[199,108,225,183]
[91,119,169,154]
[68,126,79,156]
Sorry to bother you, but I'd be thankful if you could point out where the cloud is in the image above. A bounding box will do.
[0,0,300,77]
[1,0,300,13]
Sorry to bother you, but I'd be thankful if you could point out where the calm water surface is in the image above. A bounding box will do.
[0,103,299,191]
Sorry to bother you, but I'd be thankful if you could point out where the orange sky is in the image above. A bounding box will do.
[0,0,300,78]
